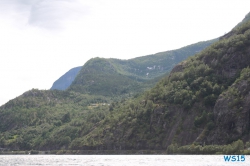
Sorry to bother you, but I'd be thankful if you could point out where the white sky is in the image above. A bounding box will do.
[0,0,249,106]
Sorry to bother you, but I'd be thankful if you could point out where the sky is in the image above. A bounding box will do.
[0,0,250,106]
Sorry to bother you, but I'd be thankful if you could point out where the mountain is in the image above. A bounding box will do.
[0,89,110,150]
[68,15,250,151]
[109,40,216,80]
[50,40,215,96]
[67,40,215,97]
[0,40,215,152]
[50,66,81,90]
[234,11,250,29]
[68,58,140,97]
[1,13,250,154]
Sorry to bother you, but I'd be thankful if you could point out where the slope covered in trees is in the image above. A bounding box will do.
[0,89,110,150]
[51,40,215,93]
[3,39,217,151]
[1,12,250,153]
[234,11,250,29]
[72,16,250,151]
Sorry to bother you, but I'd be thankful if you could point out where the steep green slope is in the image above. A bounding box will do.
[68,58,141,97]
[234,11,250,29]
[110,40,216,80]
[51,67,81,90]
[0,89,110,150]
[0,30,215,152]
[68,40,215,97]
[74,19,250,150]
[207,67,250,144]
[0,42,216,151]
[50,39,214,92]
[1,12,249,153]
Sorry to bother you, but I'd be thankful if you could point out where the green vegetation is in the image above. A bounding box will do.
[233,11,250,29]
[167,139,246,154]
[76,17,250,151]
[52,39,215,94]
[0,89,110,150]
[1,12,250,154]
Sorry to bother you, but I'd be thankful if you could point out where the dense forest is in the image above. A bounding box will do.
[51,40,215,93]
[1,12,250,154]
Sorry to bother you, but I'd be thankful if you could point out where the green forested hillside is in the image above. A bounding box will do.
[0,89,110,150]
[108,40,216,80]
[234,11,250,29]
[68,58,140,97]
[1,13,250,154]
[68,40,215,97]
[69,18,250,151]
[51,39,215,93]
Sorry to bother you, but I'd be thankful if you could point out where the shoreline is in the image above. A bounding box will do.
[0,150,168,155]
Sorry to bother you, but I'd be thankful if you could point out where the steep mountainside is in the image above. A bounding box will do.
[0,41,216,151]
[68,58,141,97]
[1,13,250,153]
[0,89,110,150]
[51,67,81,90]
[51,40,215,92]
[68,40,215,96]
[72,18,250,150]
[234,11,250,29]
[108,40,216,80]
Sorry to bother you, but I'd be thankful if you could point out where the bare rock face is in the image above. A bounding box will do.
[170,61,186,74]
[207,79,250,144]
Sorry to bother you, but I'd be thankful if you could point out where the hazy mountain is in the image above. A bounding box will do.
[50,66,81,90]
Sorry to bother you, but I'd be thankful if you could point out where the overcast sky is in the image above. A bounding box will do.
[0,0,250,106]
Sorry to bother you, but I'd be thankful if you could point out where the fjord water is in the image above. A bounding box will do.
[0,155,249,166]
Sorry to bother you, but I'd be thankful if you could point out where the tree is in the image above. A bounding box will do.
[61,112,71,123]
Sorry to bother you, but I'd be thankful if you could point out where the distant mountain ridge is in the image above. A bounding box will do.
[108,40,217,80]
[50,67,81,90]
[52,10,250,92]
[52,39,216,95]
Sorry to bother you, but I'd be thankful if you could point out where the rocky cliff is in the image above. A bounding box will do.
[75,18,250,150]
